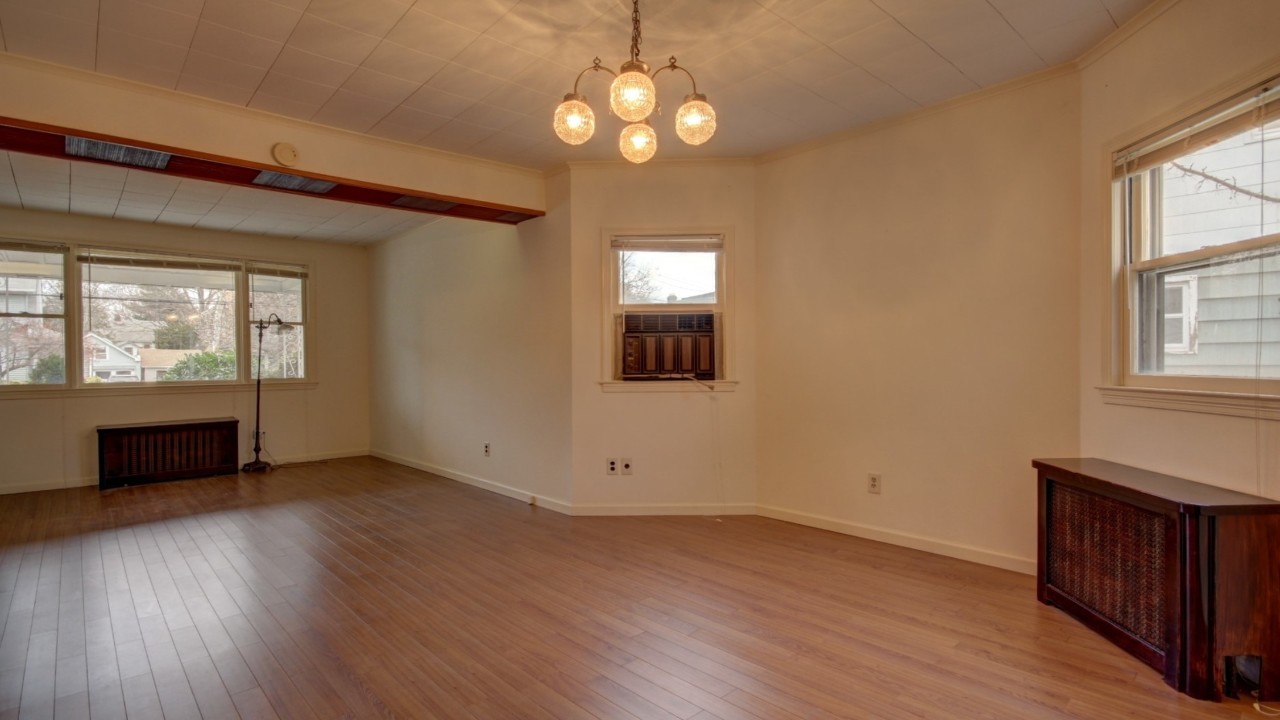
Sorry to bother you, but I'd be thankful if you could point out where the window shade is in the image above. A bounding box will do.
[0,239,69,254]
[77,248,242,273]
[247,262,308,279]
[1113,76,1280,179]
[611,234,723,251]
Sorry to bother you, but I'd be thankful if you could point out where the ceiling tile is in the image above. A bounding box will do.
[181,50,270,88]
[481,82,557,118]
[451,35,541,79]
[368,107,450,143]
[774,46,859,87]
[424,120,495,150]
[402,87,477,117]
[361,41,447,84]
[286,14,381,65]
[424,63,506,101]
[452,102,526,131]
[0,5,96,69]
[270,45,358,87]
[312,89,400,132]
[307,0,413,37]
[384,8,479,60]
[249,92,325,120]
[340,67,421,105]
[255,70,340,105]
[100,0,199,46]
[484,4,596,58]
[789,0,889,44]
[421,0,519,34]
[1020,12,1117,64]
[190,20,284,67]
[890,63,980,106]
[1101,0,1147,26]
[176,74,257,105]
[200,0,303,42]
[949,41,1045,87]
[96,30,187,86]
[128,0,203,15]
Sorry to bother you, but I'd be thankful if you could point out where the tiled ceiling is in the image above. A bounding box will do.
[0,150,436,244]
[0,0,1153,171]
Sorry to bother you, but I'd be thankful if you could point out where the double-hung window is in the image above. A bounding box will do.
[607,233,726,382]
[0,242,67,385]
[1114,75,1280,395]
[248,264,307,379]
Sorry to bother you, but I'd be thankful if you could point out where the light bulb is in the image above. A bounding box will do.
[553,94,595,145]
[609,61,656,122]
[619,122,657,164]
[675,94,716,146]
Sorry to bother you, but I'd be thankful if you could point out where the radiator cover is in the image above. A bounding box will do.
[97,417,239,489]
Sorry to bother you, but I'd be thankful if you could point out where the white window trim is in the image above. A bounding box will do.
[599,227,737,392]
[0,236,314,397]
[1161,274,1197,355]
[1103,66,1280,415]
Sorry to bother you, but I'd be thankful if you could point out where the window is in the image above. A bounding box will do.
[1114,75,1280,395]
[248,265,307,379]
[81,249,238,383]
[0,242,66,385]
[607,233,726,382]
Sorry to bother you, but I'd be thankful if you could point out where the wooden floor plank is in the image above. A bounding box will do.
[0,456,1257,719]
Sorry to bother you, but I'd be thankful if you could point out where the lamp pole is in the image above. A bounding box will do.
[242,313,283,473]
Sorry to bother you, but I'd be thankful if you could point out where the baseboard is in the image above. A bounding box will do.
[369,450,573,515]
[569,503,757,517]
[756,505,1036,575]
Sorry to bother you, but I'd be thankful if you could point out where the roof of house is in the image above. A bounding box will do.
[138,348,197,369]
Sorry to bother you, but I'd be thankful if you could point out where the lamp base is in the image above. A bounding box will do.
[241,458,272,473]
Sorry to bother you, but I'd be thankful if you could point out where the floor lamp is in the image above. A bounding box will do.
[243,313,293,473]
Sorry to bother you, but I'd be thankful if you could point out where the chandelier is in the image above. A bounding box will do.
[553,0,717,163]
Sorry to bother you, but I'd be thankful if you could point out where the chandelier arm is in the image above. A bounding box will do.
[571,57,617,94]
[652,58,699,95]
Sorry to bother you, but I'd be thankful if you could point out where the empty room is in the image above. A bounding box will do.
[1,0,1279,717]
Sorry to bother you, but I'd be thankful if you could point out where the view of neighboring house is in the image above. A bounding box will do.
[84,333,139,382]
[139,348,196,381]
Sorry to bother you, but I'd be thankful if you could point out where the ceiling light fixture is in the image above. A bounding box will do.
[553,0,716,163]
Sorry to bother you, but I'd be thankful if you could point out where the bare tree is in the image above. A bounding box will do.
[620,252,661,304]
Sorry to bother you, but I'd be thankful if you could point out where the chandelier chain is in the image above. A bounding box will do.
[630,0,642,62]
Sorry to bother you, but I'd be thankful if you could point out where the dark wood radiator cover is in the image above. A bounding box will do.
[97,417,239,489]
[1034,458,1280,702]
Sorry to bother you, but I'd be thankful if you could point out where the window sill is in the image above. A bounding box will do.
[600,380,738,393]
[0,380,317,401]
[1098,385,1280,420]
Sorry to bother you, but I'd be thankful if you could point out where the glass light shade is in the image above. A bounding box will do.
[553,94,595,145]
[610,63,656,122]
[675,94,717,146]
[619,122,657,164]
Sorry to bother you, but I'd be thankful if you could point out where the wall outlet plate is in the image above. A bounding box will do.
[607,458,618,475]
[868,473,882,494]
[621,458,633,475]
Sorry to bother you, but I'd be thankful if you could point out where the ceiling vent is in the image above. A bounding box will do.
[392,196,458,212]
[64,137,171,169]
[252,171,337,194]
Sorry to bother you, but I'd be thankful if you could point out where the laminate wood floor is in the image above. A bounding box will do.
[0,456,1260,719]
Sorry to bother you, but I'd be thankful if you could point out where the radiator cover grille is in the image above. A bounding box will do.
[97,418,239,489]
[1046,482,1170,651]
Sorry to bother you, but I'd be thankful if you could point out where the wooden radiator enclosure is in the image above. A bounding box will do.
[97,417,239,489]
[1034,458,1280,702]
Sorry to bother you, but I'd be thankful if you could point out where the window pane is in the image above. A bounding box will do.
[1139,247,1280,378]
[82,262,236,383]
[1156,118,1280,257]
[619,251,716,304]
[0,318,66,384]
[1163,286,1183,314]
[249,273,305,379]
[1163,317,1184,344]
[0,249,64,316]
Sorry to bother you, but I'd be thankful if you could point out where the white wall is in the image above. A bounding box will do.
[0,208,371,493]
[1079,0,1280,498]
[369,173,573,508]
[567,161,758,514]
[754,71,1082,572]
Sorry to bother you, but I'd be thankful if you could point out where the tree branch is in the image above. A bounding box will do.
[1170,161,1280,204]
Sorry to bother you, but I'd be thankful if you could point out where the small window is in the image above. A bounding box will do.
[1114,75,1280,393]
[609,234,725,381]
[0,242,67,385]
[248,264,307,380]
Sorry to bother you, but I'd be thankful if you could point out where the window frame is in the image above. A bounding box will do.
[1107,69,1280,413]
[0,237,312,395]
[0,240,69,386]
[600,228,737,391]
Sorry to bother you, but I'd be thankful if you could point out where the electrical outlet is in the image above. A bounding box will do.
[607,458,619,475]
[868,473,882,494]
[621,458,633,475]
[484,442,491,457]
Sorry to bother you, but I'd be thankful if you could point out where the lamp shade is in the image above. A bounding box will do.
[610,62,656,122]
[553,94,595,145]
[619,122,657,163]
[675,94,716,146]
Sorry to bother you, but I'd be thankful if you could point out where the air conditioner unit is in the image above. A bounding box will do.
[618,312,717,380]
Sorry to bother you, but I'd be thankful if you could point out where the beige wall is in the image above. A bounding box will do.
[754,71,1082,571]
[567,161,759,514]
[369,173,573,508]
[1078,0,1280,498]
[0,208,371,492]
